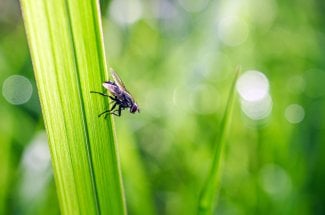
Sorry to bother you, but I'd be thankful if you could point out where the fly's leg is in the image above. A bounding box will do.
[91,91,116,106]
[90,91,109,97]
[90,91,117,103]
[98,110,110,118]
[109,96,118,101]
[93,93,125,118]
[110,111,120,116]
[98,102,118,118]
[108,96,119,105]
[117,106,122,116]
[110,105,122,117]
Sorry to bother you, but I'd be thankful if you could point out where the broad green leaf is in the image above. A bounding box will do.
[20,0,126,214]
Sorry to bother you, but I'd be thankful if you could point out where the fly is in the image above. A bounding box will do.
[91,69,140,117]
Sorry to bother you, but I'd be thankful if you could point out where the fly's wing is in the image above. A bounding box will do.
[103,81,121,96]
[110,68,137,102]
[111,69,127,92]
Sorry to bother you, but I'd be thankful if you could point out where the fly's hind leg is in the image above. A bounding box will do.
[109,96,118,101]
[90,91,109,97]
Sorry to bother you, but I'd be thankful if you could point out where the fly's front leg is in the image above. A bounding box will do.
[98,110,110,118]
[110,112,120,116]
[98,102,118,118]
[104,102,120,118]
[117,106,122,116]
[110,106,123,117]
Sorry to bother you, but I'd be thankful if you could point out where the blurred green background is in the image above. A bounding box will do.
[1,0,325,214]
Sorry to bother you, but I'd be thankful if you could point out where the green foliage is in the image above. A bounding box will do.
[1,0,325,214]
[20,0,125,214]
[198,68,239,214]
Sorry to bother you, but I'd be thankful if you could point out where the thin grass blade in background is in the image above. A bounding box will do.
[20,0,126,214]
[198,67,240,215]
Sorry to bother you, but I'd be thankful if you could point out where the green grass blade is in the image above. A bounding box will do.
[20,0,126,214]
[198,67,240,215]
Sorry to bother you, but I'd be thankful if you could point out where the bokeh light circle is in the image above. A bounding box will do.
[110,0,142,25]
[284,104,305,124]
[241,94,273,120]
[236,70,269,102]
[237,70,272,120]
[218,16,249,47]
[22,132,50,172]
[259,164,291,198]
[2,75,33,105]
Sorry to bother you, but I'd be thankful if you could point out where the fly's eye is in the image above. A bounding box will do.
[130,104,138,113]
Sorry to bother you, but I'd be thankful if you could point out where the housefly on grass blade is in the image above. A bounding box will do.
[91,69,140,117]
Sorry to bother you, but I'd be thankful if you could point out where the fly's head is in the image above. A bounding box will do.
[130,102,140,113]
